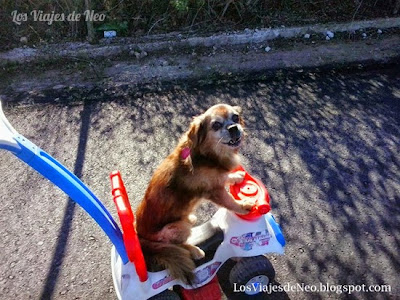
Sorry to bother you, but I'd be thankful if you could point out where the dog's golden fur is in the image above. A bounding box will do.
[136,104,254,282]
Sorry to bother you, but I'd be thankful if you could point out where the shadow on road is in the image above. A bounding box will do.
[39,101,92,299]
[230,68,400,298]
[24,64,399,299]
[76,66,399,298]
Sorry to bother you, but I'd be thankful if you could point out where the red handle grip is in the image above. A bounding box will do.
[110,171,148,282]
[229,166,271,220]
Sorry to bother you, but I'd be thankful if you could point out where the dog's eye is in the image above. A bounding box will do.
[212,121,223,131]
[232,114,239,123]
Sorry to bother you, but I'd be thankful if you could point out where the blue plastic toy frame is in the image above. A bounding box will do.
[0,102,129,264]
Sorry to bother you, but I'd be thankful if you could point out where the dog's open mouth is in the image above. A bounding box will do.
[224,138,242,147]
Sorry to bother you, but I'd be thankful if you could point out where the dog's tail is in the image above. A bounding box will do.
[139,238,196,284]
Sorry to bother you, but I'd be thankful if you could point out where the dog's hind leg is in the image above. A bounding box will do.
[155,220,192,243]
[182,244,205,260]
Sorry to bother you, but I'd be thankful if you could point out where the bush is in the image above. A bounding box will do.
[0,0,395,50]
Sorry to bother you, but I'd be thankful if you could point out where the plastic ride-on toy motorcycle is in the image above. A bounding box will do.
[110,167,286,300]
[0,101,285,300]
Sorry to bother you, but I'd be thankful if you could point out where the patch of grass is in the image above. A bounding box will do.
[0,0,397,51]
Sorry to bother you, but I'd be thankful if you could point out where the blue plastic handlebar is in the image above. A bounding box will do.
[265,213,286,247]
[1,133,129,264]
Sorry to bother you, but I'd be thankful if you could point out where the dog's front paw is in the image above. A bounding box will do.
[227,171,245,185]
[236,199,256,214]
[187,214,197,225]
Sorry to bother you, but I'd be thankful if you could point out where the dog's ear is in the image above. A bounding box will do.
[181,116,207,171]
[187,116,207,151]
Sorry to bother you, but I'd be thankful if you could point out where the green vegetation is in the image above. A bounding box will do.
[0,0,396,50]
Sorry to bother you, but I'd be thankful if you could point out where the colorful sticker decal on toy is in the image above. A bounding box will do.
[193,262,222,284]
[230,230,271,251]
[152,275,174,289]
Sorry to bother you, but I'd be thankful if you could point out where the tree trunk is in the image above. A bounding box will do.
[85,0,98,44]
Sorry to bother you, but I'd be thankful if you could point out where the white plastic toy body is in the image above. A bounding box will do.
[111,208,285,299]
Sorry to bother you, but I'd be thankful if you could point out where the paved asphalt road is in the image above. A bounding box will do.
[0,65,399,300]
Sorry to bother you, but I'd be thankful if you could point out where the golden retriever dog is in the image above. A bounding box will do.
[135,104,254,283]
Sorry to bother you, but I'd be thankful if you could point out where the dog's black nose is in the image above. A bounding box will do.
[228,124,240,139]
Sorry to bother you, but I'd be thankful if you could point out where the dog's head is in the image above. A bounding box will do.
[182,104,244,166]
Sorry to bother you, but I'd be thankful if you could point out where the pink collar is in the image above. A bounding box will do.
[181,147,191,159]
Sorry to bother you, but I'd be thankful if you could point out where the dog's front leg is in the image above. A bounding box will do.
[209,187,254,215]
